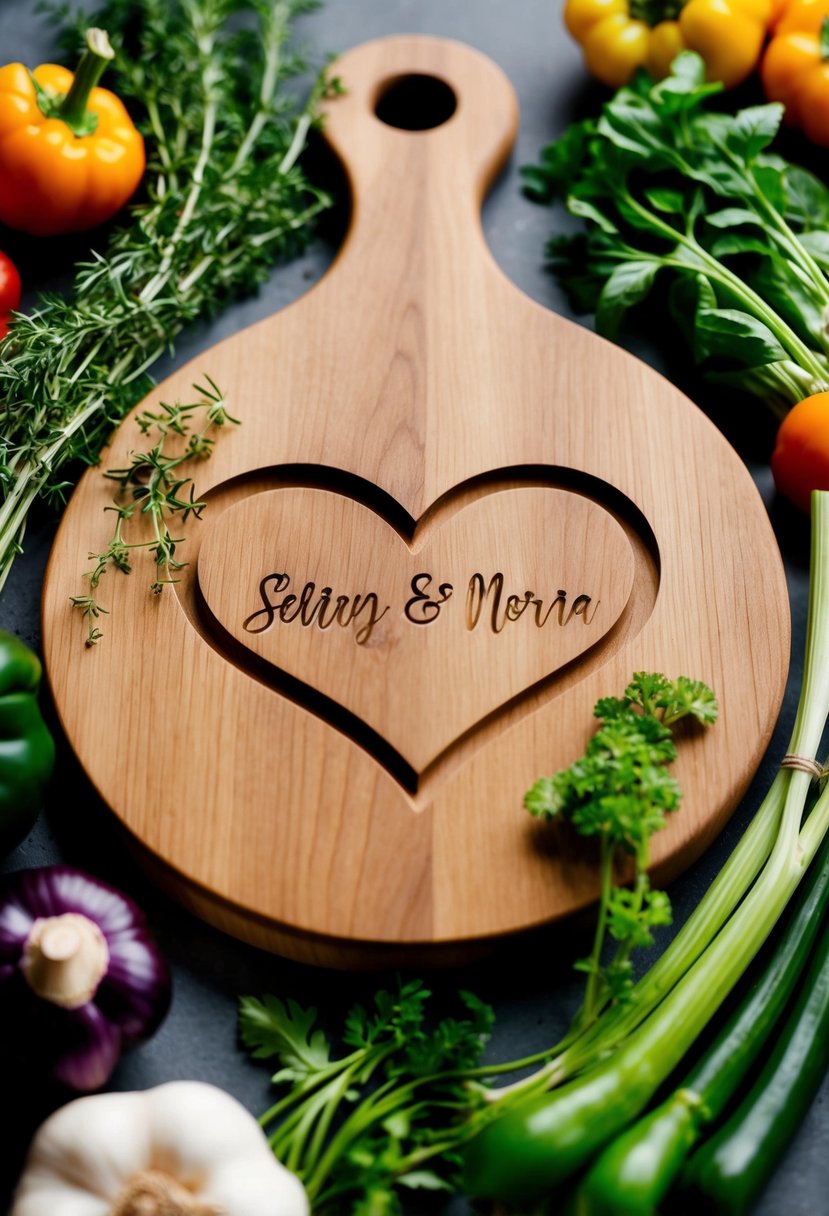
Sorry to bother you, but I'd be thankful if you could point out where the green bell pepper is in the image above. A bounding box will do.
[0,628,55,852]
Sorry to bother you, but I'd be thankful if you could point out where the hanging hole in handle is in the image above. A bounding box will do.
[374,73,457,131]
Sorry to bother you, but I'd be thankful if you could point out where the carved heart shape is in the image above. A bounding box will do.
[196,484,635,774]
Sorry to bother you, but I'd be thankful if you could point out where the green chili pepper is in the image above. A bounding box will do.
[678,913,829,1215]
[566,829,829,1214]
[462,1061,655,1206]
[0,628,55,852]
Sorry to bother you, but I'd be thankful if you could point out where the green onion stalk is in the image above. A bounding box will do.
[460,491,829,1206]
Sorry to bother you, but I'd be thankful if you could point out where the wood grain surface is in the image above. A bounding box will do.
[41,35,790,966]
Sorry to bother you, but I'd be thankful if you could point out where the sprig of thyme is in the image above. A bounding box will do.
[0,0,339,594]
[71,377,238,646]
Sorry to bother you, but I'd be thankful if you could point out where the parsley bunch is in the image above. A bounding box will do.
[526,673,717,1029]
[0,0,336,592]
[240,980,493,1213]
[524,52,829,419]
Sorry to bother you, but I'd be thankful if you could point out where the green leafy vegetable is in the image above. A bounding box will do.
[239,994,331,1078]
[0,0,338,593]
[524,52,829,418]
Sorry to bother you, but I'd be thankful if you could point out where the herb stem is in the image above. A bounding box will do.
[623,190,829,387]
[727,143,829,313]
[228,1,287,175]
[580,835,614,1027]
[139,88,218,308]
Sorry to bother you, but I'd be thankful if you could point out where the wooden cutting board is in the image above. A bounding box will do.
[42,35,790,968]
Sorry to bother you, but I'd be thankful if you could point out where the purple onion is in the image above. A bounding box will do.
[0,866,171,1090]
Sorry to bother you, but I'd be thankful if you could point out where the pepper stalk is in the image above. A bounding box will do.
[41,28,115,136]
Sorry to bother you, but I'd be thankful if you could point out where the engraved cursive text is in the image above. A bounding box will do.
[243,574,390,645]
[242,569,599,644]
[465,573,599,632]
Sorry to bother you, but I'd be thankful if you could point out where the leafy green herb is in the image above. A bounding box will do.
[523,52,829,418]
[240,979,493,1214]
[71,378,238,645]
[525,672,717,1026]
[0,0,339,594]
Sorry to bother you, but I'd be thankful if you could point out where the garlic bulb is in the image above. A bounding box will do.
[12,1081,308,1216]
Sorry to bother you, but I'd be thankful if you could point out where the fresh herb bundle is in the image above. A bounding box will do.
[523,52,829,419]
[240,980,494,1213]
[0,0,337,593]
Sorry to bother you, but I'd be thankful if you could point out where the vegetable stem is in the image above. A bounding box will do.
[624,191,829,387]
[579,835,614,1027]
[55,28,114,133]
[138,42,218,307]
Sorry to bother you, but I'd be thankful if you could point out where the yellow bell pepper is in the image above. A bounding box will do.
[564,0,775,89]
[0,28,144,237]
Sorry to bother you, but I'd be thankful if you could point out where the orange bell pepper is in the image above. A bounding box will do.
[564,0,774,89]
[0,29,144,237]
[762,0,829,143]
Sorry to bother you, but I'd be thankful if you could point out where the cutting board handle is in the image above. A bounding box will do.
[318,36,519,270]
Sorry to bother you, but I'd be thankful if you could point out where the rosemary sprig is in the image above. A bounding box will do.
[71,377,238,646]
[0,0,338,594]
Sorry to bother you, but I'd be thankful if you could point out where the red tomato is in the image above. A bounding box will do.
[0,249,21,340]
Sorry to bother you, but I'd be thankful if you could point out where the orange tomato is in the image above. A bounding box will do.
[771,393,829,513]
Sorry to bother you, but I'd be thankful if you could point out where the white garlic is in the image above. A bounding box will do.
[12,1080,308,1216]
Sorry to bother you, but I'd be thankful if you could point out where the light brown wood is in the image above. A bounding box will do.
[41,35,790,967]
[198,485,635,775]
